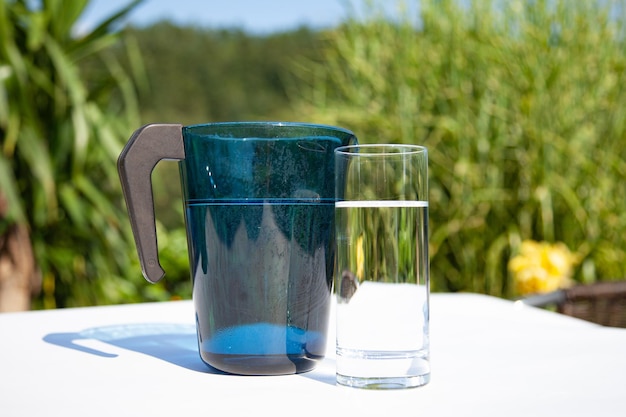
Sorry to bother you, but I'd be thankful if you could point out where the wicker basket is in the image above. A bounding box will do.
[522,281,626,328]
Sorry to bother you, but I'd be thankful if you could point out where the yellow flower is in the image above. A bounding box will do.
[355,234,365,281]
[508,240,577,295]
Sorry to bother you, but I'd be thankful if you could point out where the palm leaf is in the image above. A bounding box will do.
[1,0,145,308]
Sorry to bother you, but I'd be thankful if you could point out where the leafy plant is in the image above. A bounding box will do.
[0,0,148,308]
[296,0,626,296]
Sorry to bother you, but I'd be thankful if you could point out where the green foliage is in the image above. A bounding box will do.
[297,0,626,296]
[0,0,149,308]
[8,0,623,307]
[120,23,324,124]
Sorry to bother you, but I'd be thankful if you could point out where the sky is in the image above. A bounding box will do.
[77,0,369,34]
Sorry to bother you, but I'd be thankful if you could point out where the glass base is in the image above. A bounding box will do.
[337,373,430,389]
[335,348,430,389]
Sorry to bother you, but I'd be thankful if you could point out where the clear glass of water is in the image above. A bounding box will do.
[334,144,430,389]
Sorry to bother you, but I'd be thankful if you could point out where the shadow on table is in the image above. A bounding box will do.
[42,323,336,385]
[43,323,217,374]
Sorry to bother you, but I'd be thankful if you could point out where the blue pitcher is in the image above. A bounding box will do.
[118,122,357,375]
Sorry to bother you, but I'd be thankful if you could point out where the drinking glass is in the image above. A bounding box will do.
[334,144,430,389]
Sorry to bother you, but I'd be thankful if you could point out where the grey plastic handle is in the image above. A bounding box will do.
[117,124,185,283]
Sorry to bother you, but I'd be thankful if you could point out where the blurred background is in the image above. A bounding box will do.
[2,0,626,311]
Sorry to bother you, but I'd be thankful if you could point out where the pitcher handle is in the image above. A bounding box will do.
[117,124,185,283]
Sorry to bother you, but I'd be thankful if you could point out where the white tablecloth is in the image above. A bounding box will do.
[1,293,625,416]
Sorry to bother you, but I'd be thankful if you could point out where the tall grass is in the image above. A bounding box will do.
[296,0,626,296]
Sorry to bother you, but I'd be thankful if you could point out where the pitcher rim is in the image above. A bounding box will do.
[184,121,356,137]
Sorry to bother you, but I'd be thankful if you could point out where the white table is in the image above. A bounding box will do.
[1,293,625,416]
